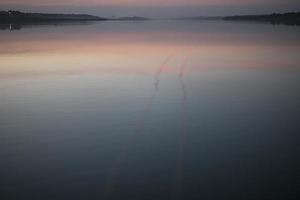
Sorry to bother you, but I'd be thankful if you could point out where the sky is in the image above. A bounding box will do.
[0,0,299,17]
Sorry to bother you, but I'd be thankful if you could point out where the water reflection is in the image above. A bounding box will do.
[0,21,95,31]
[0,21,300,200]
[1,21,299,80]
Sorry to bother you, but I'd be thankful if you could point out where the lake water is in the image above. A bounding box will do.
[0,21,299,200]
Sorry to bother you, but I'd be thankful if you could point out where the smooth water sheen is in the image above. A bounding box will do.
[0,21,299,200]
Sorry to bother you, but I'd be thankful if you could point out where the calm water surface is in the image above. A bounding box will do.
[0,21,300,199]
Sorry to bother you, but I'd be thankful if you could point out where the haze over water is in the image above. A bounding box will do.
[0,20,300,199]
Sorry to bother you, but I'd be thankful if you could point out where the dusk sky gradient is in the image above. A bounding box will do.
[1,0,299,17]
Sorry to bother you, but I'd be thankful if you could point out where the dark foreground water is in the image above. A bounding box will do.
[0,21,299,200]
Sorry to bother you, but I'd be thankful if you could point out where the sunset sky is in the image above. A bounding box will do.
[0,0,299,17]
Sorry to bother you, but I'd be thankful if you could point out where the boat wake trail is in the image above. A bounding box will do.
[104,52,174,198]
[155,53,173,91]
[172,57,189,200]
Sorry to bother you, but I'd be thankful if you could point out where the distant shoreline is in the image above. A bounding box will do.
[0,10,106,22]
[223,12,300,26]
[1,10,299,26]
[177,12,300,26]
[0,10,150,23]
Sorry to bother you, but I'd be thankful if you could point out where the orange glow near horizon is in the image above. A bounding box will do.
[1,19,300,80]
